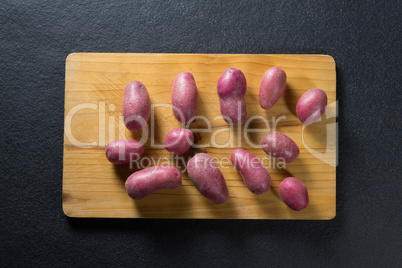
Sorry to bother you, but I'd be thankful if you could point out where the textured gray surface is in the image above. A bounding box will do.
[1,0,401,266]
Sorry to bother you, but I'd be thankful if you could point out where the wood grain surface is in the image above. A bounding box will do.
[63,53,336,219]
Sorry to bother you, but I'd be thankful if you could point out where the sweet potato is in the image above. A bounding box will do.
[122,81,151,132]
[259,66,287,109]
[279,177,309,211]
[231,149,271,195]
[187,153,229,204]
[296,88,327,125]
[105,139,144,164]
[217,68,247,125]
[172,72,198,124]
[261,131,299,163]
[125,166,182,199]
[164,128,194,155]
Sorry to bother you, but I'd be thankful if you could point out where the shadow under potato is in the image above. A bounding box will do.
[113,163,137,184]
[283,83,299,116]
[197,191,239,219]
[242,117,267,147]
[133,186,193,218]
[169,148,199,174]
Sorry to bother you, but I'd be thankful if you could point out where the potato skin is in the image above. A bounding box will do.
[125,166,182,199]
[122,81,151,132]
[261,131,299,163]
[279,177,309,211]
[217,68,247,125]
[172,72,198,124]
[164,128,194,155]
[296,88,327,125]
[231,149,271,195]
[105,139,144,164]
[187,153,229,204]
[259,66,287,109]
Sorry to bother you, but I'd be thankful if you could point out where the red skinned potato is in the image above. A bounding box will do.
[217,68,247,125]
[105,139,144,164]
[122,81,151,132]
[231,149,271,195]
[296,88,327,125]
[125,166,182,199]
[172,72,198,124]
[259,66,287,109]
[164,128,194,155]
[279,177,309,211]
[187,153,229,204]
[261,131,299,163]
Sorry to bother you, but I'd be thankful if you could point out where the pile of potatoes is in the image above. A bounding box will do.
[105,67,327,211]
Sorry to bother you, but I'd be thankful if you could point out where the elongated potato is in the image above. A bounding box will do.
[217,68,247,125]
[261,131,299,163]
[279,177,309,211]
[122,81,151,132]
[231,149,271,195]
[164,128,194,155]
[187,153,229,204]
[125,166,182,199]
[296,88,327,125]
[172,72,198,124]
[259,66,287,109]
[105,139,144,164]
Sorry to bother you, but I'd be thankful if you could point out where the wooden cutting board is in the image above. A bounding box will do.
[63,53,336,219]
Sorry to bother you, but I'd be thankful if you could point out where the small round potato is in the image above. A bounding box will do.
[296,88,327,125]
[122,81,151,132]
[279,177,309,211]
[231,149,271,195]
[261,131,299,163]
[164,128,194,155]
[217,68,247,125]
[259,66,287,109]
[125,166,182,199]
[187,153,229,204]
[105,139,144,164]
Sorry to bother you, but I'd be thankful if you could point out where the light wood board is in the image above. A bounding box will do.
[63,53,336,219]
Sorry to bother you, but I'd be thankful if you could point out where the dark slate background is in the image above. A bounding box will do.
[1,0,401,266]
